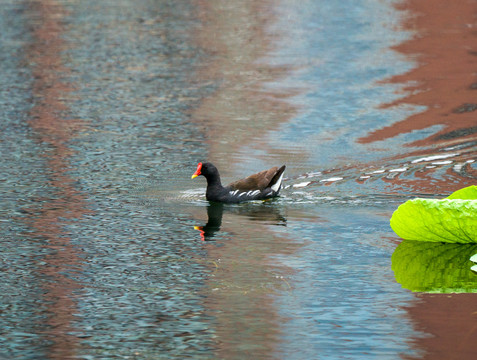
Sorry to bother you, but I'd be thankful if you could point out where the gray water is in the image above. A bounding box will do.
[0,0,476,359]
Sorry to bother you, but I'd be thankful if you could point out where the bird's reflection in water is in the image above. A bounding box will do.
[194,203,224,241]
[194,202,287,241]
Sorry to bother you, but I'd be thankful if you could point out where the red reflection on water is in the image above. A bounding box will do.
[358,1,477,150]
[403,294,477,360]
[381,164,475,195]
[193,0,299,176]
[376,1,477,359]
[24,1,90,358]
[192,1,300,358]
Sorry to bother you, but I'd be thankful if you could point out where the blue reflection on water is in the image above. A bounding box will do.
[0,0,437,359]
[273,204,421,359]
[260,0,422,170]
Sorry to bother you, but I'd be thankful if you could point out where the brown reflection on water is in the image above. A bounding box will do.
[24,1,88,358]
[193,0,299,177]
[377,1,477,359]
[404,294,477,360]
[199,209,299,360]
[381,162,475,195]
[192,1,301,357]
[359,0,477,150]
[354,0,477,195]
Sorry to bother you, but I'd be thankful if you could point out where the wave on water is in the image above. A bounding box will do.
[130,146,475,209]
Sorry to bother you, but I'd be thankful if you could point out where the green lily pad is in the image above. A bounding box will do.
[392,240,477,293]
[446,185,477,200]
[390,186,477,243]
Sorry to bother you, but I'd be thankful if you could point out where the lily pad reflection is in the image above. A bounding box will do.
[392,240,477,293]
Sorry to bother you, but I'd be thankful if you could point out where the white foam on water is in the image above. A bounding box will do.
[389,167,407,173]
[431,160,453,165]
[411,153,459,164]
[293,181,311,188]
[320,177,343,183]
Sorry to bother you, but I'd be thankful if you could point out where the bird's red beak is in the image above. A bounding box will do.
[194,226,205,241]
[191,162,202,179]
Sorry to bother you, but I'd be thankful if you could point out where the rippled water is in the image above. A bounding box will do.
[0,0,476,359]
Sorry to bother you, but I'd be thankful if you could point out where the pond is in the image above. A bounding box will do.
[0,0,476,359]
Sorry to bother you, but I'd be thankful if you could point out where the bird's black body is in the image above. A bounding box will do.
[192,162,286,203]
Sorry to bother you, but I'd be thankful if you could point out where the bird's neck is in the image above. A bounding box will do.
[205,174,223,189]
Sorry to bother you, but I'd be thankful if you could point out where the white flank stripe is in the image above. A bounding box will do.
[251,190,260,196]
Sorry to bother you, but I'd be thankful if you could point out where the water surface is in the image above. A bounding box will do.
[0,0,476,359]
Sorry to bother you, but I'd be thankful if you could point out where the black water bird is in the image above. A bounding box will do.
[191,162,286,203]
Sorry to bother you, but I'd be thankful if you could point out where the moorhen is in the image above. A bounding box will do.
[191,162,286,203]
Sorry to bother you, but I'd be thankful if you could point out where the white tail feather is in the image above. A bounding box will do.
[271,172,284,192]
